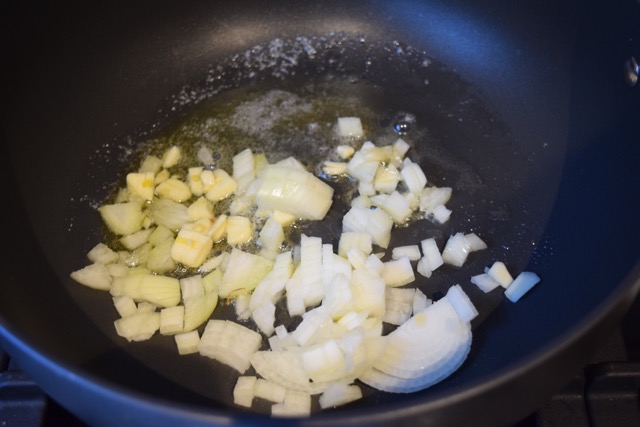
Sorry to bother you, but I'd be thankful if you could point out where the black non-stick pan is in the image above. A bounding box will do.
[1,0,640,426]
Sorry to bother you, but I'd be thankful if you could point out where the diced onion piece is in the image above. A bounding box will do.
[300,339,348,383]
[271,210,296,227]
[229,194,254,216]
[446,284,478,322]
[465,233,488,252]
[485,261,514,288]
[120,228,154,251]
[148,198,190,231]
[114,311,160,342]
[431,204,452,224]
[235,294,252,320]
[232,148,256,194]
[299,235,324,307]
[505,271,541,302]
[338,232,372,258]
[291,306,330,347]
[390,138,411,167]
[112,295,137,318]
[107,263,129,278]
[383,287,415,325]
[470,273,501,293]
[379,191,412,223]
[419,187,452,213]
[233,376,257,408]
[162,145,182,168]
[250,351,326,394]
[351,269,386,317]
[147,225,174,246]
[381,257,415,287]
[391,245,421,261]
[180,275,204,300]
[160,305,184,335]
[174,330,200,355]
[345,247,367,270]
[271,390,312,417]
[275,156,306,171]
[255,165,334,221]
[136,301,157,313]
[219,248,274,298]
[249,251,291,311]
[147,238,176,273]
[87,243,119,265]
[442,233,471,267]
[254,379,286,403]
[319,382,363,409]
[98,202,145,235]
[198,320,262,373]
[252,301,276,336]
[400,159,427,194]
[111,273,181,307]
[126,172,155,201]
[337,117,364,137]
[342,206,393,249]
[348,153,379,184]
[417,238,444,278]
[323,273,353,320]
[373,164,401,194]
[202,267,223,293]
[70,262,112,291]
[412,289,431,314]
[258,217,285,253]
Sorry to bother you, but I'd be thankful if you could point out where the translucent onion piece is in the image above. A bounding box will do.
[359,295,472,393]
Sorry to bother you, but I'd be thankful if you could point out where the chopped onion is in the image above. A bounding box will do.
[505,271,541,302]
[174,330,200,355]
[87,242,120,264]
[446,284,478,322]
[400,158,427,194]
[381,257,415,287]
[337,117,364,137]
[198,320,262,373]
[254,378,287,403]
[485,261,514,288]
[70,262,112,291]
[233,376,257,408]
[359,294,472,393]
[219,248,274,298]
[255,165,334,221]
[441,232,471,267]
[271,390,312,417]
[470,273,501,293]
[319,382,362,409]
[111,273,181,307]
[391,245,421,261]
[114,311,161,342]
[159,306,184,335]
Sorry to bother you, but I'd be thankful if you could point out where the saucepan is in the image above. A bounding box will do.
[1,0,639,425]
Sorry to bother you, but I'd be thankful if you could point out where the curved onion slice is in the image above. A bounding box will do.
[358,296,472,393]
